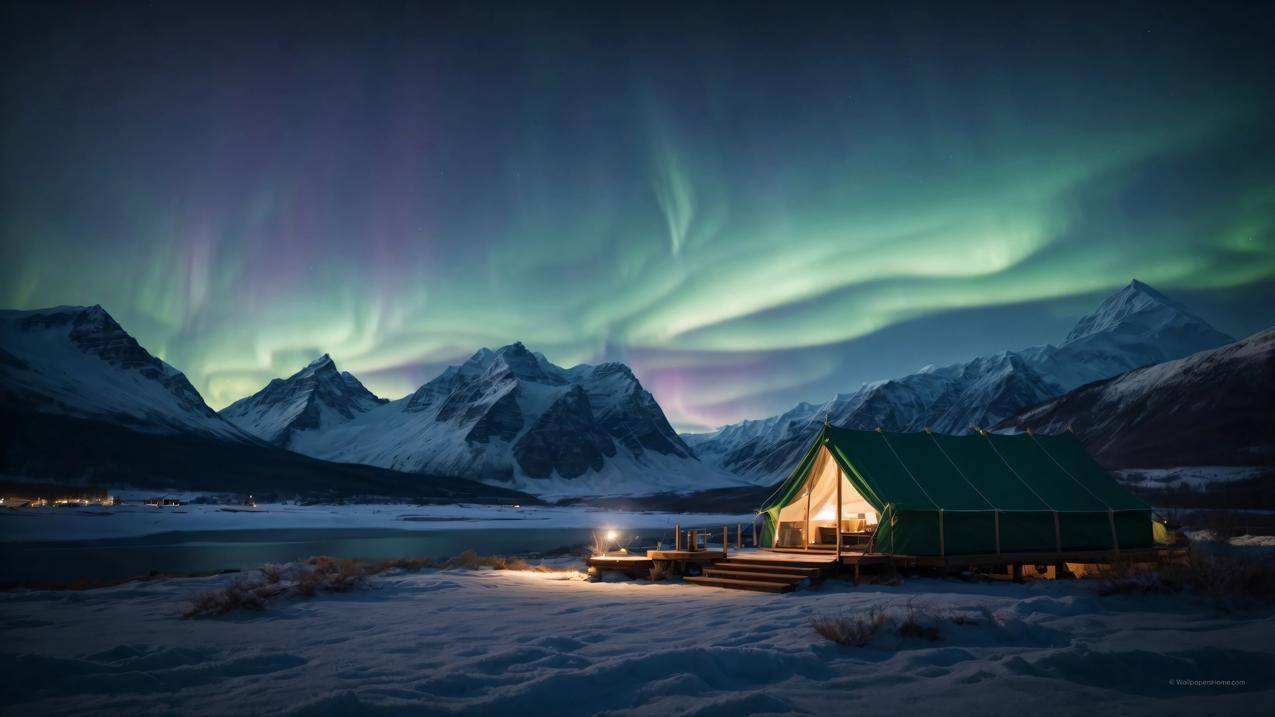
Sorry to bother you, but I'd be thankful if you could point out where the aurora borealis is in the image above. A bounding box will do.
[3,1,1273,431]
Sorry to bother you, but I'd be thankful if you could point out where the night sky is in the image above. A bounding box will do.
[3,1,1273,431]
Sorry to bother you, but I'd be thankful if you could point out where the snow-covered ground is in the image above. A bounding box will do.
[2,565,1272,715]
[0,502,754,542]
[1116,466,1269,490]
[1185,530,1275,548]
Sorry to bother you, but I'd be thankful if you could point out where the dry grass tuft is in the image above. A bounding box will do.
[812,608,885,647]
[1096,547,1275,610]
[896,600,941,641]
[185,551,574,618]
[1185,548,1275,610]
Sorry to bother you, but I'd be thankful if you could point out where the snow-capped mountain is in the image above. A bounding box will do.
[0,305,533,502]
[995,328,1275,469]
[258,342,745,496]
[1018,279,1235,391]
[687,280,1236,484]
[0,305,246,441]
[221,354,387,447]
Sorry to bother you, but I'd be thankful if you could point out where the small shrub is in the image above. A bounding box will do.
[591,531,610,557]
[812,609,885,647]
[897,601,941,641]
[183,579,270,618]
[1187,547,1275,609]
[260,563,284,584]
[447,549,482,570]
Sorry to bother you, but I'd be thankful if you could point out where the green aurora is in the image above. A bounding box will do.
[2,1,1273,430]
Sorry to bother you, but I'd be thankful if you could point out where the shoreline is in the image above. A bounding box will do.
[0,502,755,543]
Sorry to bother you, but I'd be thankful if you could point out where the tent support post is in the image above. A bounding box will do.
[939,509,945,558]
[674,523,680,552]
[1053,512,1061,553]
[723,525,728,558]
[804,469,813,552]
[1108,509,1120,555]
[994,510,1001,555]
[835,461,843,564]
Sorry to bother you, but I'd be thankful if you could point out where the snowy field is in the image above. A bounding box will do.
[3,564,1273,716]
[0,502,754,542]
[1115,466,1269,490]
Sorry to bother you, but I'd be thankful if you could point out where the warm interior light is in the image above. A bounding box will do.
[814,506,836,522]
[865,511,878,525]
[606,530,618,541]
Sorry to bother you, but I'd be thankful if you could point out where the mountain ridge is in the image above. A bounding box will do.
[222,341,743,496]
[994,328,1275,469]
[0,305,248,441]
[684,280,1237,484]
[0,305,532,502]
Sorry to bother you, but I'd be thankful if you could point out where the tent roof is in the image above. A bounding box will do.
[760,426,1148,514]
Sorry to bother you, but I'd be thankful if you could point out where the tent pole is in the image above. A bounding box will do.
[1108,509,1120,555]
[994,510,1001,555]
[939,509,945,558]
[835,458,843,561]
[804,466,813,551]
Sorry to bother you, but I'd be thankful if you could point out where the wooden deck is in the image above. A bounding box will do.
[589,545,1185,588]
[892,546,1185,569]
[587,549,726,575]
[647,549,726,561]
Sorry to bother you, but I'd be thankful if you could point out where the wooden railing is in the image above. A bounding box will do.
[670,522,759,556]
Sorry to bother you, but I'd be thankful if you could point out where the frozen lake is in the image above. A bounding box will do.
[0,527,604,585]
[0,503,754,585]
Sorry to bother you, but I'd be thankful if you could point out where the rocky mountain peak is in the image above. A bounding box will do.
[220,353,386,446]
[1064,279,1231,345]
[0,305,238,438]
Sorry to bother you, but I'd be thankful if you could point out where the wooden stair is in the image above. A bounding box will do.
[769,545,836,554]
[685,557,830,593]
[715,559,823,576]
[683,575,795,593]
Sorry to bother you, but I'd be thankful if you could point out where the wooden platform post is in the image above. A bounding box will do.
[674,523,680,552]
[723,525,728,558]
[736,524,742,549]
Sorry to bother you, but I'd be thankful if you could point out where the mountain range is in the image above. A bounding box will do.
[683,280,1239,483]
[995,328,1274,469]
[0,305,245,441]
[0,306,529,502]
[1,280,1266,500]
[220,342,744,496]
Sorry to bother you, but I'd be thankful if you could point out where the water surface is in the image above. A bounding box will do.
[0,527,598,585]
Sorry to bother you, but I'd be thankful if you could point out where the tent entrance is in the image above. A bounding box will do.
[773,446,877,549]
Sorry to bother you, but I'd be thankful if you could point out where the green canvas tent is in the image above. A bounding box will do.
[757,425,1152,556]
